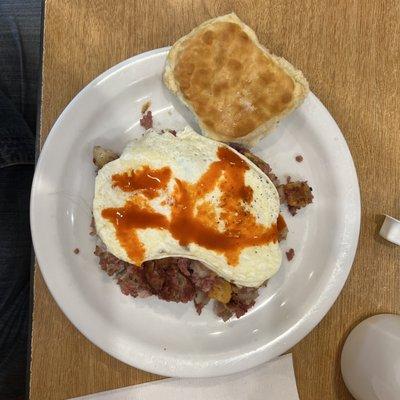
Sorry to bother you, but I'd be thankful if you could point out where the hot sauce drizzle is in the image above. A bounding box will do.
[277,214,287,233]
[111,166,171,199]
[102,146,278,266]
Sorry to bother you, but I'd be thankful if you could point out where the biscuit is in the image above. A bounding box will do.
[164,13,309,145]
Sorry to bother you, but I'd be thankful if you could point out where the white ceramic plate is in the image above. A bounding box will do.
[30,47,360,377]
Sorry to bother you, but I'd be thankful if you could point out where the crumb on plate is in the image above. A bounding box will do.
[141,100,151,114]
[140,110,153,129]
[286,248,295,261]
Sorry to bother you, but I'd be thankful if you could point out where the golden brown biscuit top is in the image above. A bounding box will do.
[173,21,295,139]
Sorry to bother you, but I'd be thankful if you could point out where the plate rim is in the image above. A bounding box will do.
[30,47,361,377]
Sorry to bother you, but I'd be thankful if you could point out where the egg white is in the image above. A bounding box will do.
[93,127,282,287]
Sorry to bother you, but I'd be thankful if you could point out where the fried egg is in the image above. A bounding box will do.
[93,127,282,287]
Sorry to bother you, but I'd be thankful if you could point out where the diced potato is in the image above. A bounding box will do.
[208,279,232,304]
[93,146,118,169]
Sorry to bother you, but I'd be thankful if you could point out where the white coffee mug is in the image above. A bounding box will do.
[341,314,400,400]
[379,215,400,246]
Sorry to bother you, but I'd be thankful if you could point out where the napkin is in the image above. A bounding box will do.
[71,354,299,400]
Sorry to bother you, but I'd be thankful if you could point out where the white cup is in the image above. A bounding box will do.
[341,314,400,400]
[379,215,400,246]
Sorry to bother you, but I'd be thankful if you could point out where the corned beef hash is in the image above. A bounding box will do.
[91,124,313,321]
